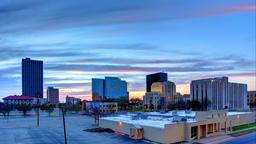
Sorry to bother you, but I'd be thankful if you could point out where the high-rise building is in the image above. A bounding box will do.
[146,72,168,92]
[22,58,43,98]
[228,83,248,110]
[151,81,176,103]
[247,91,256,109]
[190,77,229,111]
[47,87,59,104]
[92,77,128,101]
[92,78,105,101]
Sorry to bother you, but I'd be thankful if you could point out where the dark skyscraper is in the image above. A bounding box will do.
[22,58,43,98]
[146,72,168,92]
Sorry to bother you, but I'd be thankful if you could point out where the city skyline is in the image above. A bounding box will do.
[0,0,255,101]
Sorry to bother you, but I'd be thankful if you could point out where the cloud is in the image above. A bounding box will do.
[0,0,255,35]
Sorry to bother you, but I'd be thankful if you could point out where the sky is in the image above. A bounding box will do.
[0,0,255,101]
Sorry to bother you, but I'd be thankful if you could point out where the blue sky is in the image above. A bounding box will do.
[0,0,255,101]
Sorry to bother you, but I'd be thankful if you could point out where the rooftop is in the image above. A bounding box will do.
[101,111,252,128]
[3,95,33,100]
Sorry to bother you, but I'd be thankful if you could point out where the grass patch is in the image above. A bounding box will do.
[232,122,256,132]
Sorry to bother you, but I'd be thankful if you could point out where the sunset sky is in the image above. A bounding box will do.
[0,0,255,101]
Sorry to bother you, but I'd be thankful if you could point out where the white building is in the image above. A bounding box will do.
[99,110,255,144]
[229,83,248,110]
[191,77,229,110]
[191,77,248,111]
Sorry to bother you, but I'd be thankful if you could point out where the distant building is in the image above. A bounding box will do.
[143,92,165,110]
[3,95,33,105]
[47,87,59,104]
[247,91,256,109]
[92,77,128,101]
[84,101,118,114]
[146,72,168,92]
[22,58,43,98]
[174,93,191,102]
[190,77,229,111]
[228,83,248,110]
[151,81,176,104]
[66,96,81,104]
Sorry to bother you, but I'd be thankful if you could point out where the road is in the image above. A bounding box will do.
[220,132,256,144]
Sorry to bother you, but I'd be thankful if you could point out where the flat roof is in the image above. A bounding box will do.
[101,111,253,128]
[227,112,252,116]
[101,111,196,128]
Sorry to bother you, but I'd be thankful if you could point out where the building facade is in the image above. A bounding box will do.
[247,91,256,109]
[66,96,81,104]
[22,58,43,98]
[92,78,105,101]
[143,92,165,110]
[228,83,248,110]
[191,77,248,111]
[47,87,59,104]
[151,81,176,104]
[146,72,168,92]
[84,101,118,114]
[92,77,128,101]
[190,77,229,111]
[99,110,255,144]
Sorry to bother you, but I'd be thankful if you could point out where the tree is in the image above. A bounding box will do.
[0,103,13,118]
[16,104,32,116]
[130,98,143,105]
[73,104,82,113]
[117,98,129,110]
[40,104,47,111]
[187,100,201,111]
[45,104,55,116]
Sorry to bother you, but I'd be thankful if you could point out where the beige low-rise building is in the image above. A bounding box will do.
[99,110,255,144]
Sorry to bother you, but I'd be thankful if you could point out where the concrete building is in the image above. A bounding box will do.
[190,77,229,111]
[143,92,165,110]
[3,95,33,105]
[47,87,59,104]
[92,77,128,101]
[151,81,176,104]
[146,72,167,92]
[22,58,43,98]
[99,110,255,144]
[66,96,81,104]
[191,77,249,111]
[228,83,248,110]
[247,91,256,109]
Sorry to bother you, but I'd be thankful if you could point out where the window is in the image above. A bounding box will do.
[191,126,198,138]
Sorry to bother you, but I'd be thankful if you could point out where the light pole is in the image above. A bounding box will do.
[61,106,67,144]
[36,92,40,127]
